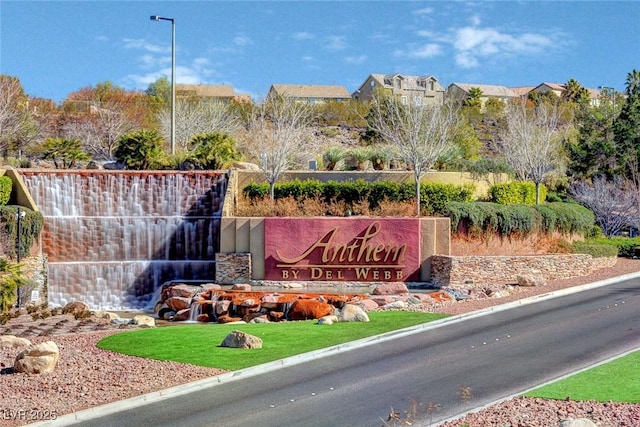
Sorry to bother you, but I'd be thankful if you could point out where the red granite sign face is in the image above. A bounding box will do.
[264,218,421,282]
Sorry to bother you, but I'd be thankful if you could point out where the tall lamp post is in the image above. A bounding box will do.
[15,207,25,307]
[150,15,176,155]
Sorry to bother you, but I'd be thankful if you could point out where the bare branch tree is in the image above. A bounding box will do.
[367,94,460,215]
[498,100,566,204]
[0,75,32,154]
[157,99,241,151]
[240,95,313,199]
[571,176,637,237]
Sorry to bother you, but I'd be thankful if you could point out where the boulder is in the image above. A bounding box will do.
[317,315,339,325]
[196,314,211,322]
[132,315,155,327]
[231,284,252,291]
[14,341,60,374]
[220,330,262,349]
[372,283,409,295]
[168,284,196,299]
[371,295,395,306]
[173,309,191,322]
[165,296,191,312]
[201,283,222,292]
[339,304,370,322]
[0,335,32,352]
[383,300,408,310]
[63,301,90,315]
[356,299,380,311]
[217,314,243,324]
[559,419,597,427]
[288,299,334,320]
[215,300,232,316]
[97,310,120,321]
[517,273,546,287]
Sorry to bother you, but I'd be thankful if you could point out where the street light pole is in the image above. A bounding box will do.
[150,15,176,155]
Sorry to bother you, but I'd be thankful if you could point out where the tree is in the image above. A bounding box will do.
[0,75,35,157]
[562,78,591,106]
[188,132,240,170]
[0,258,25,312]
[114,130,166,170]
[464,87,483,110]
[367,94,459,215]
[612,69,640,179]
[30,137,90,169]
[571,176,637,237]
[497,100,566,204]
[157,98,241,151]
[61,82,151,160]
[240,94,313,199]
[567,101,618,180]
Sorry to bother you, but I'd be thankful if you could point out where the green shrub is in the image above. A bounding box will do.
[583,237,640,258]
[0,206,44,261]
[571,241,619,258]
[545,202,595,235]
[445,201,595,238]
[420,183,475,216]
[489,181,546,205]
[0,176,11,206]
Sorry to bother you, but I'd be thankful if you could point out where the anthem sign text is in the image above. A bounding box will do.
[264,218,421,281]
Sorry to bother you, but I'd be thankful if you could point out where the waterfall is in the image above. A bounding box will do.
[21,171,227,311]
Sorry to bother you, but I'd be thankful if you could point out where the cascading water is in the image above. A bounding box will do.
[20,171,227,310]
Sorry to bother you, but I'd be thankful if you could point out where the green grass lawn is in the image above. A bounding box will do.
[97,311,448,370]
[524,350,640,403]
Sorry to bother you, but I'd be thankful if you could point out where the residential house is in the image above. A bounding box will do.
[445,83,517,108]
[176,84,252,104]
[267,84,351,104]
[530,82,601,106]
[352,74,444,106]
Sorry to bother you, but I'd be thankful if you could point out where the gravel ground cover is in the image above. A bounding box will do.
[1,259,639,426]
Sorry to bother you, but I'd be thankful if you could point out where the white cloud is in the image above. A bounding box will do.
[412,7,434,16]
[302,56,316,62]
[233,34,253,47]
[344,54,367,65]
[293,32,315,40]
[451,25,554,69]
[123,38,170,54]
[326,35,347,51]
[393,43,442,59]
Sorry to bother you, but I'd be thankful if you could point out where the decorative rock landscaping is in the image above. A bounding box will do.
[154,282,455,324]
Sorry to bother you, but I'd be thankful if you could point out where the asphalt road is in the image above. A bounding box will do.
[63,277,639,427]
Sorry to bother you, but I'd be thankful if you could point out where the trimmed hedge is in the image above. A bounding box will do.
[445,201,595,237]
[582,237,640,258]
[0,176,11,206]
[489,181,546,205]
[571,241,619,258]
[242,179,475,215]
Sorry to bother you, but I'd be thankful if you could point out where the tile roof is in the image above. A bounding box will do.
[270,84,351,99]
[449,83,517,97]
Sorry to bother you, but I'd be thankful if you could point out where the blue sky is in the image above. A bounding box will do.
[1,1,638,103]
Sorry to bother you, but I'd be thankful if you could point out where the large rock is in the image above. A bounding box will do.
[14,341,60,374]
[0,335,32,352]
[372,283,409,295]
[165,296,191,312]
[517,273,546,287]
[356,299,380,311]
[63,301,90,315]
[288,299,334,320]
[220,330,262,349]
[167,284,196,299]
[317,315,339,325]
[558,419,597,427]
[231,284,252,291]
[132,315,155,327]
[339,304,370,322]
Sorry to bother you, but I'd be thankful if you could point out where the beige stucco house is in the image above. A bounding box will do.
[176,84,252,103]
[445,83,517,109]
[267,84,351,104]
[352,74,444,106]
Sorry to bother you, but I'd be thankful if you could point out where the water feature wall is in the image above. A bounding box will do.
[20,171,227,310]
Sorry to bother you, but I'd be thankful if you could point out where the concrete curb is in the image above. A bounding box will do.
[30,271,640,426]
